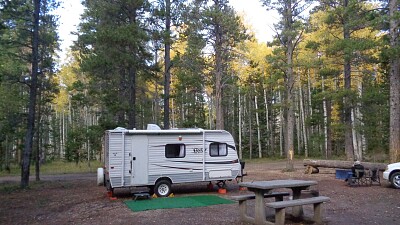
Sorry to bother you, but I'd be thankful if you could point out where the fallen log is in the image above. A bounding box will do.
[303,159,387,174]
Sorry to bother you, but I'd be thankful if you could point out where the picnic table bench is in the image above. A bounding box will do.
[230,192,290,201]
[266,196,330,225]
[238,180,328,225]
[231,192,290,224]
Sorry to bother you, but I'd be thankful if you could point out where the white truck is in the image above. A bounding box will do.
[97,125,242,196]
[383,162,400,189]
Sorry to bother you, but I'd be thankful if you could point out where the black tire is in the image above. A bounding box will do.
[106,179,113,192]
[390,171,400,189]
[154,180,172,197]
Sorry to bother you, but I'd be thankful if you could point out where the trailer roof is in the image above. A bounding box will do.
[107,128,228,135]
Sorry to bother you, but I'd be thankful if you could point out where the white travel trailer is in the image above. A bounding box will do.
[97,125,242,197]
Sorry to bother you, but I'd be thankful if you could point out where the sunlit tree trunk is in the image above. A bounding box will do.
[279,91,284,157]
[255,94,262,158]
[284,0,295,170]
[296,101,301,155]
[322,76,328,158]
[299,82,308,157]
[214,12,224,130]
[263,88,270,155]
[248,94,253,159]
[326,100,332,158]
[353,77,364,160]
[296,70,303,155]
[351,109,360,160]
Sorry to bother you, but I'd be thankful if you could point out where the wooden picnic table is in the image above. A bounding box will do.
[239,179,318,225]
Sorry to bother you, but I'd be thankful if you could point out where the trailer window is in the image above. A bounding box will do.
[165,144,186,158]
[210,143,227,157]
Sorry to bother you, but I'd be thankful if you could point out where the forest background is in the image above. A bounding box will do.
[0,0,399,188]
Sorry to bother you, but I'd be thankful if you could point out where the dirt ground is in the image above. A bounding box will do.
[1,160,399,225]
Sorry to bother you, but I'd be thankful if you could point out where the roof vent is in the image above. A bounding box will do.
[147,124,161,130]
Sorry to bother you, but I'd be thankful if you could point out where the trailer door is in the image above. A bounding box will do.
[130,135,148,185]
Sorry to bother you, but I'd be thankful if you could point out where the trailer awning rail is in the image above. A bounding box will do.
[108,129,226,135]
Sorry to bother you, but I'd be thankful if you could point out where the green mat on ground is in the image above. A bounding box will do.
[125,195,235,212]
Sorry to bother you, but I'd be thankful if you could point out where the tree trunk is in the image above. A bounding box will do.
[299,82,308,157]
[238,91,242,159]
[322,76,328,159]
[5,136,10,173]
[307,68,313,118]
[389,0,400,163]
[248,94,252,159]
[307,68,313,143]
[326,100,332,158]
[21,0,40,188]
[255,94,262,158]
[163,0,171,129]
[117,69,126,125]
[284,0,295,171]
[296,91,301,155]
[264,88,270,155]
[128,67,136,129]
[279,91,284,157]
[208,97,213,129]
[153,46,160,124]
[285,67,295,171]
[343,0,355,161]
[215,40,224,129]
[35,90,42,182]
[303,159,387,171]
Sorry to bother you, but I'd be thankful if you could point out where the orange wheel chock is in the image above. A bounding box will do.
[218,188,227,194]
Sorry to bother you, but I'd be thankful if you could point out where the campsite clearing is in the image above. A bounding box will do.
[0,160,399,225]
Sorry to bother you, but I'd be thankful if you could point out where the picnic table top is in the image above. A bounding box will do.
[239,179,318,190]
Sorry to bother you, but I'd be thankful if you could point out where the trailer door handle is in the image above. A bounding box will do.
[132,157,136,160]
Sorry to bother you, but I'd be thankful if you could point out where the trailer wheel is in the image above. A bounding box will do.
[154,180,171,197]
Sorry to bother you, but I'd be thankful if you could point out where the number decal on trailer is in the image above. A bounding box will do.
[193,148,204,153]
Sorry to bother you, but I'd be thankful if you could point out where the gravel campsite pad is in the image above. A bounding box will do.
[1,160,399,225]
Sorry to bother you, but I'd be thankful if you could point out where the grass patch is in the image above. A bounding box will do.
[0,160,102,176]
[0,183,21,193]
[240,157,289,164]
[0,180,61,194]
[40,160,102,174]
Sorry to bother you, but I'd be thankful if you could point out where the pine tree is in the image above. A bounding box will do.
[76,0,153,129]
[318,0,382,160]
[388,0,400,162]
[261,0,313,170]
